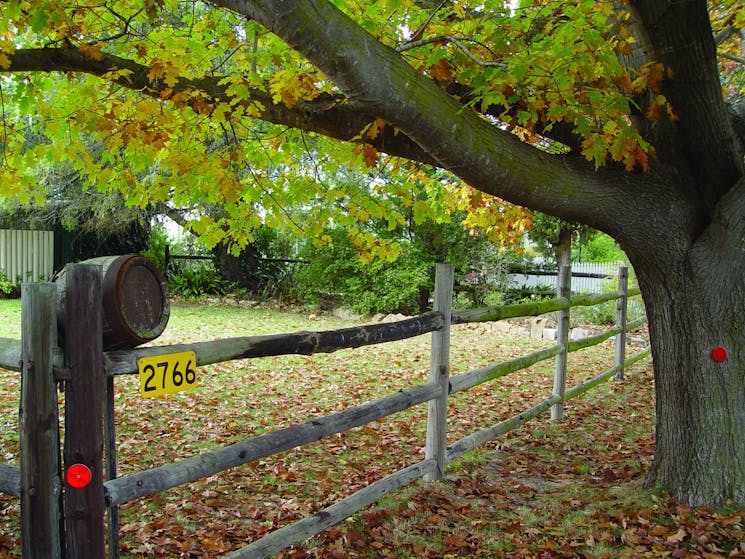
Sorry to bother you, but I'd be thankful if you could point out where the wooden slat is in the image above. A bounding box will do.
[0,463,20,497]
[568,327,621,352]
[551,266,571,421]
[104,382,441,507]
[104,311,444,376]
[450,344,563,394]
[451,297,570,324]
[0,338,22,371]
[1,338,63,372]
[63,265,105,559]
[425,264,453,481]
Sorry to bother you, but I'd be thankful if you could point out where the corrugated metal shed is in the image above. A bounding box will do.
[0,229,55,282]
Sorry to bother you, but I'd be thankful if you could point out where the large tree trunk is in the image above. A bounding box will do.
[635,181,745,506]
[213,243,260,292]
[640,259,745,505]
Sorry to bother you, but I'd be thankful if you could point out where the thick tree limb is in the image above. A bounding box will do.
[632,0,745,209]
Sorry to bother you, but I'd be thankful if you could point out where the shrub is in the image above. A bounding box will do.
[0,270,19,298]
[293,229,433,315]
[168,263,226,298]
[141,223,171,272]
[349,256,431,315]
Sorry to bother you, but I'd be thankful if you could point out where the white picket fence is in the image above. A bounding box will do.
[507,261,623,294]
[0,229,54,282]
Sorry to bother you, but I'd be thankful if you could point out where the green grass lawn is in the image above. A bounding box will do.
[0,298,742,558]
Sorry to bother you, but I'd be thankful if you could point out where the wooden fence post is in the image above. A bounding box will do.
[551,265,571,421]
[20,283,62,559]
[614,265,629,381]
[63,264,106,559]
[105,375,120,559]
[425,263,454,481]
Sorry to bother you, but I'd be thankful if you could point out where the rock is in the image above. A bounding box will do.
[570,328,589,341]
[530,317,549,339]
[383,313,407,323]
[492,321,513,334]
[542,328,557,340]
[332,307,363,321]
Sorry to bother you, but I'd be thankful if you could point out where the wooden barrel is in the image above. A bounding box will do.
[56,255,170,350]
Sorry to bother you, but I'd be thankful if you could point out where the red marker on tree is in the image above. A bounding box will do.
[711,346,728,363]
[66,464,92,489]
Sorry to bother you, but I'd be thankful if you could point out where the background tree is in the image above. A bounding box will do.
[0,0,743,507]
[525,213,625,265]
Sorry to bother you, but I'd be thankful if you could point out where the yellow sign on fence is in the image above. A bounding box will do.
[138,351,198,397]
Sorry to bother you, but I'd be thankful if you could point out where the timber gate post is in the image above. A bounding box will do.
[425,263,454,481]
[20,283,62,559]
[551,264,571,421]
[614,265,629,381]
[63,264,106,558]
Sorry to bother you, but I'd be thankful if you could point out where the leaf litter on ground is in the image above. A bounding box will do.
[0,299,742,558]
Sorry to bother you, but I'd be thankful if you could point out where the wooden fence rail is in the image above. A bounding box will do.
[0,262,650,559]
[103,381,442,507]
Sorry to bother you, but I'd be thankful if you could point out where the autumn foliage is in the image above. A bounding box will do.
[0,0,731,257]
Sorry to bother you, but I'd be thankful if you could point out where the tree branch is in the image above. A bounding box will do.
[719,50,745,65]
[0,5,702,253]
[3,47,438,166]
[396,35,507,69]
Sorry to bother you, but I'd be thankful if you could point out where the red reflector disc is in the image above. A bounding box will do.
[66,464,92,489]
[711,346,728,363]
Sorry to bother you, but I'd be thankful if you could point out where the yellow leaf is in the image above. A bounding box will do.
[666,527,687,544]
[364,118,386,140]
[78,44,105,61]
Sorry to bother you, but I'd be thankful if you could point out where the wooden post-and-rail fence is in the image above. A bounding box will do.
[0,260,650,559]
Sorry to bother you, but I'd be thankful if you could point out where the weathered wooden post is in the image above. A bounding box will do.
[55,254,169,559]
[614,265,629,381]
[425,263,454,481]
[551,265,571,421]
[63,264,106,559]
[20,283,62,559]
[105,374,120,559]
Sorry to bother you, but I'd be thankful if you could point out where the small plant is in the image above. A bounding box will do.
[168,263,226,298]
[0,270,20,299]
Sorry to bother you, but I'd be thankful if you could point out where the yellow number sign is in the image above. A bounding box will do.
[138,351,198,397]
